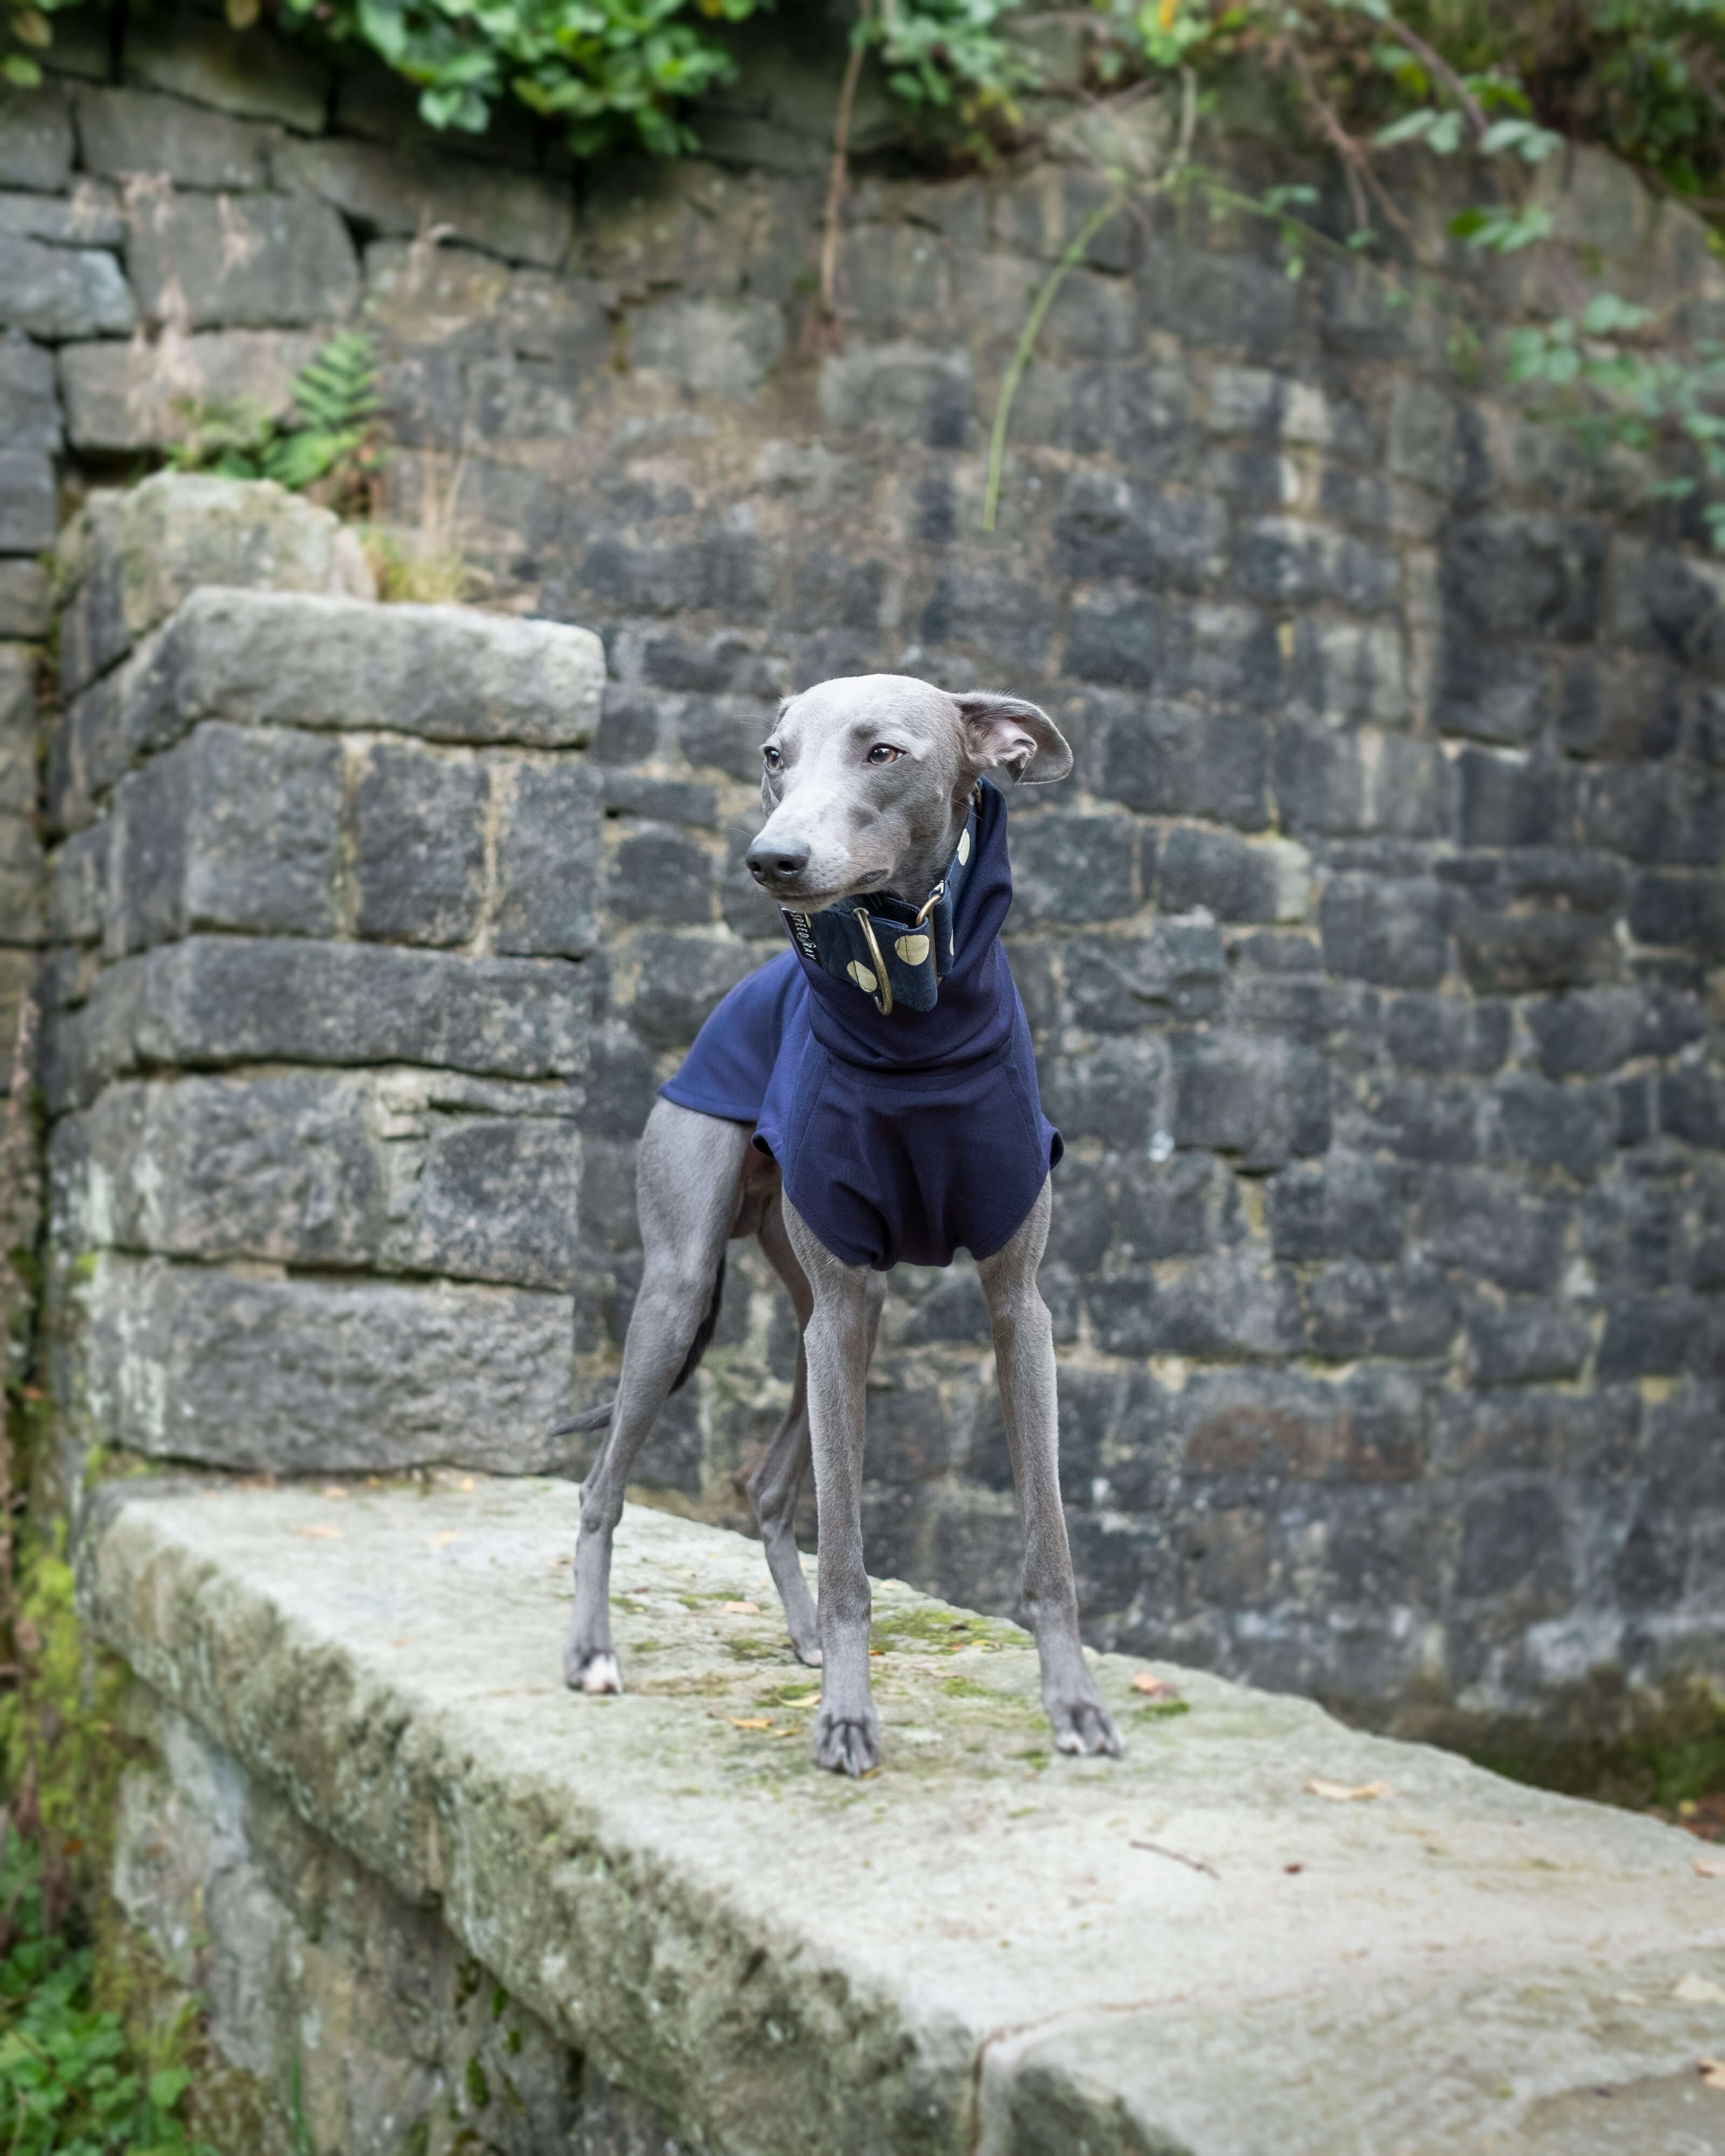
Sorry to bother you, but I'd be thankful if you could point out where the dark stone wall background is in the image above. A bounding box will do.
[4,3,1724,1738]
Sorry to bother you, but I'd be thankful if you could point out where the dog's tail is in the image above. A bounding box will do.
[548,1252,726,1442]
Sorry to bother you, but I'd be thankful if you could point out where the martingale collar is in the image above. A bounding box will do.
[779,792,981,1016]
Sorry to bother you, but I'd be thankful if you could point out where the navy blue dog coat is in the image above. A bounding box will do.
[660,778,1061,1270]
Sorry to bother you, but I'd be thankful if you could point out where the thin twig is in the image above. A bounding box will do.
[981,65,1197,534]
[1286,40,1411,239]
[1130,1839,1220,1879]
[1384,15,1487,141]
[817,0,873,340]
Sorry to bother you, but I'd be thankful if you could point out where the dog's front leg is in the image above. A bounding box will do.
[782,1197,887,1775]
[979,1180,1122,1759]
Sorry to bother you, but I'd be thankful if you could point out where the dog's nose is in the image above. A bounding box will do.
[746,840,810,887]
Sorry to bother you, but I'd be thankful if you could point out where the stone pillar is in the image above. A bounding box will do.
[42,474,608,1484]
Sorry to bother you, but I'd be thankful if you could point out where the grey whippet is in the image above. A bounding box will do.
[561,674,1122,1776]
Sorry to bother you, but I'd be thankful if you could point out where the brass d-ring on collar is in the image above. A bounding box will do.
[852,907,894,1016]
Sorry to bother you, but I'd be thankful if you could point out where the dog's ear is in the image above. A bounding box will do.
[953,691,1073,785]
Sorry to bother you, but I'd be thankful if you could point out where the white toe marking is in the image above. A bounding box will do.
[579,1654,622,1695]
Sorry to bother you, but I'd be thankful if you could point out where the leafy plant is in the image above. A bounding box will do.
[1,0,78,89]
[0,1829,215,2156]
[861,0,1036,119]
[168,330,384,506]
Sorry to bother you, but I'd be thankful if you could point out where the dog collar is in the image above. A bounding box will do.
[779,793,981,1017]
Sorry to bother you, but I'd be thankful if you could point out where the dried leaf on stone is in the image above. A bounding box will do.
[1695,1856,1725,1878]
[1675,1974,1725,2004]
[1699,2057,1725,2089]
[1305,1777,1393,1802]
[1131,1672,1180,1700]
[296,1525,342,1539]
[720,1599,761,1614]
[426,1531,461,1549]
[729,1716,772,1730]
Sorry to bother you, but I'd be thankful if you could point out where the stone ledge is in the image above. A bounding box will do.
[83,1477,1725,2156]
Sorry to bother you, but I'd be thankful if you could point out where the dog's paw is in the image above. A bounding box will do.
[565,1647,623,1695]
[813,1708,880,1777]
[791,1633,823,1668]
[1050,1697,1122,1758]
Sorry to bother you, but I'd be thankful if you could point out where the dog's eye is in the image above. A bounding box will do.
[763,746,782,770]
[867,744,903,766]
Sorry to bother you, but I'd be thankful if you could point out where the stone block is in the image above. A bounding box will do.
[1169,1029,1330,1166]
[630,296,785,398]
[124,13,331,132]
[1454,1481,1573,1611]
[626,935,768,1049]
[1556,655,1683,761]
[1008,812,1136,924]
[0,450,54,554]
[0,812,43,943]
[1319,875,1448,989]
[494,760,603,959]
[0,232,135,340]
[1661,1068,1725,1149]
[1597,1295,1710,1382]
[0,561,49,640]
[1454,907,1617,995]
[1414,1168,1569,1294]
[50,824,107,944]
[1274,723,1446,840]
[108,722,342,953]
[408,1116,579,1289]
[82,1254,571,1471]
[1157,827,1279,922]
[277,137,573,270]
[73,84,270,188]
[1054,472,1226,589]
[1291,617,1410,729]
[127,190,360,330]
[0,187,126,246]
[99,935,588,1086]
[1436,634,1549,745]
[818,341,972,446]
[919,566,1052,669]
[1454,749,1575,849]
[0,328,59,452]
[1266,1156,1405,1262]
[1494,1075,1618,1181]
[1041,1035,1169,1147]
[1383,994,1510,1074]
[1443,513,1607,646]
[678,694,777,779]
[1111,1150,1244,1262]
[575,531,771,619]
[1629,871,1725,956]
[0,81,73,189]
[1306,1256,1458,1360]
[160,588,602,746]
[1469,1301,1593,1388]
[1064,920,1226,1032]
[1088,1247,1302,1360]
[1098,699,1269,829]
[1579,763,1724,865]
[605,824,715,929]
[1235,517,1399,614]
[59,329,324,453]
[352,742,487,949]
[1346,1072,1482,1164]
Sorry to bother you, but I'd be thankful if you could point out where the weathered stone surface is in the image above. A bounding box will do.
[277,136,573,269]
[494,760,604,957]
[0,232,136,338]
[352,741,488,949]
[79,1258,572,1469]
[81,1481,1725,2156]
[0,449,54,553]
[106,721,342,952]
[0,327,59,452]
[0,560,49,639]
[127,190,361,329]
[0,81,73,189]
[73,83,271,187]
[60,329,325,452]
[158,588,603,745]
[123,13,331,132]
[0,185,127,246]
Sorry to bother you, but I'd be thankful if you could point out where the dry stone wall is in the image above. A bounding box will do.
[3,5,1724,1740]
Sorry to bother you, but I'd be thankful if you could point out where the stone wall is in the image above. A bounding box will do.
[3,4,1724,1741]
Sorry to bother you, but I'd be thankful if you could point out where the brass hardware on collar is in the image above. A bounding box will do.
[852,907,893,1016]
[912,880,945,928]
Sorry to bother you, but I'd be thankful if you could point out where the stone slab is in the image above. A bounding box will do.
[84,1478,1725,2156]
[126,188,360,330]
[60,327,325,452]
[276,136,573,270]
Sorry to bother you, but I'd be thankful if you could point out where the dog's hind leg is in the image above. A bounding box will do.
[565,1100,753,1695]
[978,1178,1122,1759]
[746,1193,819,1664]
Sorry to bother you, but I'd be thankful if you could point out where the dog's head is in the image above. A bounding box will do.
[743,674,1071,911]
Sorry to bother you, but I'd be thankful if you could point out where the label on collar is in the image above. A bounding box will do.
[782,910,819,965]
